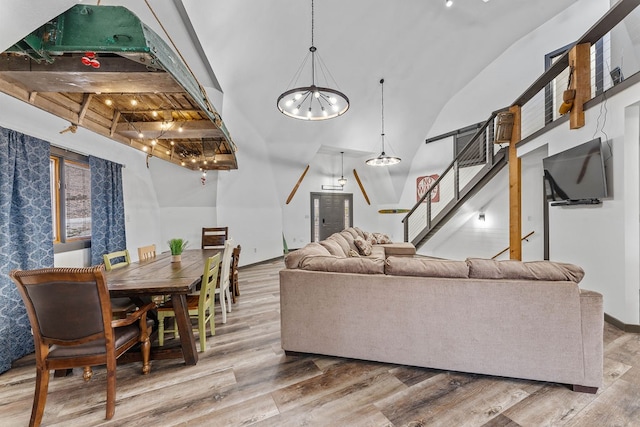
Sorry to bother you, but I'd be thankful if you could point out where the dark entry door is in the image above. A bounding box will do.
[310,192,353,241]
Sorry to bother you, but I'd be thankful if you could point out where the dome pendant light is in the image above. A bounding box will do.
[277,0,349,121]
[366,79,401,166]
[338,151,347,186]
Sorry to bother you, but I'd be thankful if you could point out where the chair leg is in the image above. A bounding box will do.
[220,290,227,324]
[105,362,116,420]
[225,286,232,313]
[209,309,216,337]
[140,327,151,375]
[198,315,206,352]
[30,366,50,427]
[82,366,93,381]
[158,313,165,346]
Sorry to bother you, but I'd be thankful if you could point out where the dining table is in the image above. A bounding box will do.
[105,248,220,365]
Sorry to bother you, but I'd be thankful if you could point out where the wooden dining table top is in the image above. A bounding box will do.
[106,249,221,296]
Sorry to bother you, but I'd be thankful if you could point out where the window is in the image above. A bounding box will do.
[50,147,91,252]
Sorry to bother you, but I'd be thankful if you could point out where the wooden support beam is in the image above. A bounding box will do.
[509,105,522,260]
[286,165,309,205]
[569,43,591,129]
[78,93,93,125]
[353,169,371,205]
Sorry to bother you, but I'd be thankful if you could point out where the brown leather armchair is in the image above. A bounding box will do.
[10,266,154,426]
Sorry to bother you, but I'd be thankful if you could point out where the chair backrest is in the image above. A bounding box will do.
[103,250,131,271]
[200,253,221,310]
[201,227,228,249]
[10,267,112,347]
[137,244,156,261]
[231,245,241,277]
[220,239,234,289]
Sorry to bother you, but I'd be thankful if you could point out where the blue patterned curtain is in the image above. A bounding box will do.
[0,127,53,374]
[90,156,126,266]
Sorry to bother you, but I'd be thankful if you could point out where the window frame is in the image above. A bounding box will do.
[51,146,92,254]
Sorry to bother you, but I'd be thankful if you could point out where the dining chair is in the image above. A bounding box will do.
[201,227,228,249]
[218,238,234,323]
[230,245,242,303]
[102,250,131,271]
[157,252,220,352]
[102,250,137,317]
[9,266,154,427]
[137,244,156,261]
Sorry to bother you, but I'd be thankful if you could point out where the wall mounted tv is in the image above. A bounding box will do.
[543,137,608,206]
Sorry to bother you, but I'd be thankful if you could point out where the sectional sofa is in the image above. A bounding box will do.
[279,227,604,393]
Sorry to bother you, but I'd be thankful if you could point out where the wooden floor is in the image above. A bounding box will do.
[2,259,640,426]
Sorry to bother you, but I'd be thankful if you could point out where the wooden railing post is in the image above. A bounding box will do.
[509,105,522,260]
[569,43,591,129]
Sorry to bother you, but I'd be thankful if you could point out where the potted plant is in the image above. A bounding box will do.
[168,238,188,262]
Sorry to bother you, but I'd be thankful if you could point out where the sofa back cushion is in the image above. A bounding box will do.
[385,256,469,278]
[284,243,331,269]
[300,256,385,274]
[343,227,360,240]
[340,231,360,253]
[465,258,585,283]
[320,239,347,257]
[328,233,351,255]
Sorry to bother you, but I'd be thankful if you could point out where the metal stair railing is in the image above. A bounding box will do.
[402,110,509,248]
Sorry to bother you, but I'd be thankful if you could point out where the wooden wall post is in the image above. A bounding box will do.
[569,43,591,129]
[509,105,522,260]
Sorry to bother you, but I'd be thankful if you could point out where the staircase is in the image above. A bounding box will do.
[403,112,508,249]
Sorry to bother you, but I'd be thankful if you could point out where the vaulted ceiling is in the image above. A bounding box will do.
[1,0,583,200]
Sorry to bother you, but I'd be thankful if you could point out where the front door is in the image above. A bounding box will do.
[310,192,353,241]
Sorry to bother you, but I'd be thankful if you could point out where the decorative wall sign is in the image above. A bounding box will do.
[416,174,440,203]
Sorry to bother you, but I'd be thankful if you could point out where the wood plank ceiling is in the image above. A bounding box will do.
[0,4,237,171]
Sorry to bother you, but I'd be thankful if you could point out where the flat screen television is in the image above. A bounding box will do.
[543,138,608,206]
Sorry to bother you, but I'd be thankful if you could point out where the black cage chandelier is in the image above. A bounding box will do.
[366,78,401,166]
[277,0,349,121]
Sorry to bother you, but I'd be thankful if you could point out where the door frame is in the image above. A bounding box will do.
[310,192,353,242]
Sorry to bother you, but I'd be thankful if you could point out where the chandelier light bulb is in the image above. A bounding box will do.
[142,146,148,152]
[314,91,320,98]
[446,0,453,7]
[285,99,294,106]
[131,99,138,106]
[151,139,157,146]
[138,132,144,139]
[105,99,113,106]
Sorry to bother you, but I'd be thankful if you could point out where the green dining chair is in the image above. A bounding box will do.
[157,252,220,352]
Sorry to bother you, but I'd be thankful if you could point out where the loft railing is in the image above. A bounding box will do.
[403,111,508,246]
[491,231,535,260]
[403,0,640,249]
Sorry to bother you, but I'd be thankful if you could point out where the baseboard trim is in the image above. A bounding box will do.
[605,313,640,333]
[238,255,284,270]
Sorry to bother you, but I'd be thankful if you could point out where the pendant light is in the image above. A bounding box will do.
[366,79,401,166]
[338,151,347,186]
[277,0,349,121]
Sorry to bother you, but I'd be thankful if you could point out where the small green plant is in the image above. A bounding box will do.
[168,238,188,255]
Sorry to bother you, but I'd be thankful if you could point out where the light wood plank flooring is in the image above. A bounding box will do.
[2,259,640,426]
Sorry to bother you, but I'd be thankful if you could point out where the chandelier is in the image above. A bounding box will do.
[366,78,401,166]
[276,0,349,121]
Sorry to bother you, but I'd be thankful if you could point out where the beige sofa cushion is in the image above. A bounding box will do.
[385,256,469,278]
[340,231,360,253]
[353,227,366,239]
[320,239,346,257]
[284,243,331,269]
[300,255,385,274]
[344,227,361,240]
[328,233,351,256]
[466,258,585,283]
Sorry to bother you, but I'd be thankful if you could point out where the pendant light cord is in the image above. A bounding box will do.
[310,0,316,85]
[380,78,385,152]
[311,0,315,47]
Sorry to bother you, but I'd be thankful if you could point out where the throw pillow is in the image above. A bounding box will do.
[372,232,392,244]
[354,236,373,256]
[348,249,360,257]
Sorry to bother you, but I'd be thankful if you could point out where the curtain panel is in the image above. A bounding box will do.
[0,127,53,374]
[90,156,126,266]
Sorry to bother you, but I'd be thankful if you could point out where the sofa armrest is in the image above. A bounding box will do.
[579,289,604,389]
